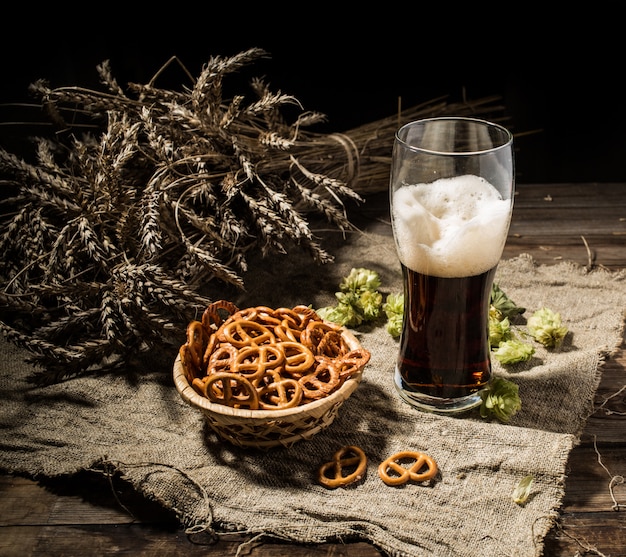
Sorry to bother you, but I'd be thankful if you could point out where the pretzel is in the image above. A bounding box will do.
[180,320,208,380]
[275,306,313,331]
[179,344,198,383]
[232,344,285,383]
[274,306,320,342]
[276,341,315,375]
[202,300,239,331]
[292,304,322,326]
[302,321,346,357]
[378,451,438,486]
[252,306,283,328]
[225,306,259,323]
[206,343,238,374]
[257,371,303,409]
[318,330,347,357]
[334,349,371,381]
[301,321,335,347]
[274,322,301,342]
[275,306,303,322]
[219,319,276,347]
[196,372,260,410]
[318,445,368,489]
[299,358,341,400]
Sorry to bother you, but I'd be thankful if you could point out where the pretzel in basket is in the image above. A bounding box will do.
[276,341,316,375]
[257,370,303,409]
[202,299,239,330]
[302,321,347,357]
[233,344,285,383]
[193,372,260,410]
[298,358,341,400]
[179,320,209,381]
[220,320,276,347]
[328,349,371,382]
[206,343,239,374]
[180,301,371,410]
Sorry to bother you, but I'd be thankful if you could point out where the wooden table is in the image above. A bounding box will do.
[2,182,625,556]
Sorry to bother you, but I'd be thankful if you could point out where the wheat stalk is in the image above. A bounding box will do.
[0,48,506,382]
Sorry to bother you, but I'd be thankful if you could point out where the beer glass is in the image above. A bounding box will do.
[389,117,514,414]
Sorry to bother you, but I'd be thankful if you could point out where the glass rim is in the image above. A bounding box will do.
[395,116,513,156]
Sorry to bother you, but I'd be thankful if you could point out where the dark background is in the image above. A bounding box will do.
[1,11,624,185]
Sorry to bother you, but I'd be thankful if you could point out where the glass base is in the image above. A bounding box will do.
[394,367,486,415]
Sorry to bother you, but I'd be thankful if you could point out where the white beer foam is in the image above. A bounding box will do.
[392,175,511,277]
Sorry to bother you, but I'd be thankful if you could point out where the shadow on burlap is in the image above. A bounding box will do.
[1,220,625,557]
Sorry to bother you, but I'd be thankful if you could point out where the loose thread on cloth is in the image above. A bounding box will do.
[234,532,295,557]
[230,527,372,557]
[595,384,626,416]
[87,456,216,536]
[552,521,610,557]
[592,435,625,512]
[531,514,561,555]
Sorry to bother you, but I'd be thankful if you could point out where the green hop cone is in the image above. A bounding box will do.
[493,339,535,365]
[385,314,403,338]
[318,268,384,328]
[527,307,568,348]
[316,302,361,327]
[358,289,383,321]
[383,293,404,338]
[480,376,522,423]
[340,268,381,294]
[489,314,512,348]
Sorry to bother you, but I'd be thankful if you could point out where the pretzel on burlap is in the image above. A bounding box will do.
[378,450,439,486]
[180,300,370,410]
[317,445,368,489]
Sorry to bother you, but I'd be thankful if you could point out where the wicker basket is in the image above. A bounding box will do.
[173,327,366,449]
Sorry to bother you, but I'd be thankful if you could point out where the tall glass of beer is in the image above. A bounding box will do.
[389,117,514,414]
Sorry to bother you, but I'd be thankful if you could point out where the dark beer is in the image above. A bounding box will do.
[395,264,496,409]
[390,118,514,413]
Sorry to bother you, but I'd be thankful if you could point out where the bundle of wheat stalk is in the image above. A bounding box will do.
[0,47,506,383]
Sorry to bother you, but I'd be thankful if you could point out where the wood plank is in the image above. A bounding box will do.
[0,476,132,526]
[0,475,58,525]
[0,474,379,555]
[515,182,626,207]
[502,242,625,269]
[561,444,626,510]
[0,525,233,557]
[509,217,625,236]
[0,525,381,557]
[507,182,626,269]
[543,511,626,557]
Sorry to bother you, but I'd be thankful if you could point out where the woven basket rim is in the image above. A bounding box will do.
[173,327,365,420]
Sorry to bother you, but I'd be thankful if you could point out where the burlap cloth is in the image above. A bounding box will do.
[1,222,625,557]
